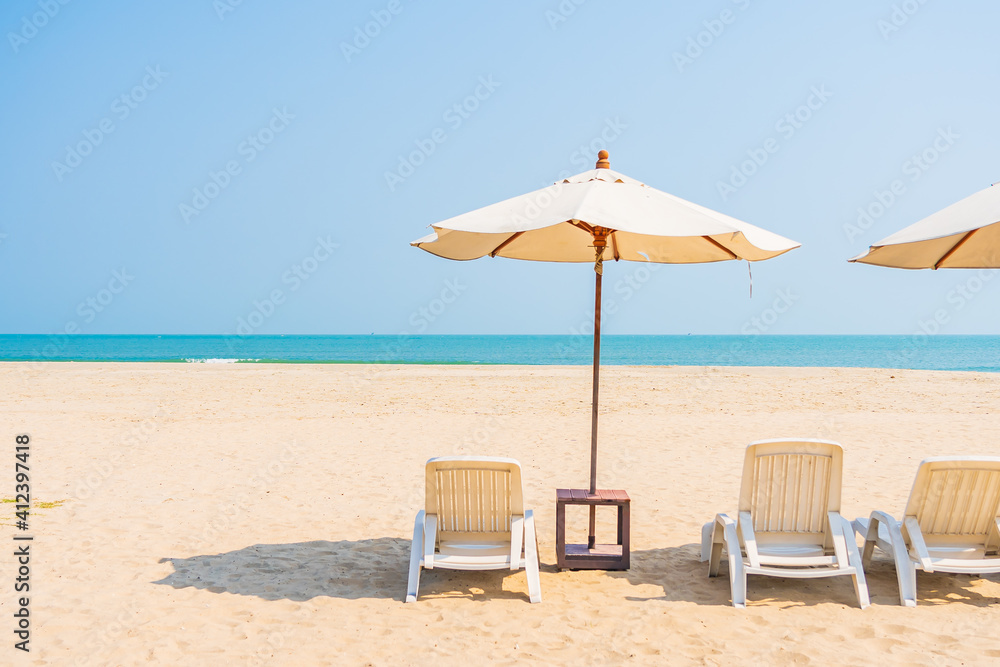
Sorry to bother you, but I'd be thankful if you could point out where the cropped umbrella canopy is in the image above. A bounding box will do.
[412,151,800,548]
[850,182,1000,268]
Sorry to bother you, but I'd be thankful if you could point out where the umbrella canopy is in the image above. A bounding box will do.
[850,182,1000,269]
[413,162,799,263]
[411,151,799,550]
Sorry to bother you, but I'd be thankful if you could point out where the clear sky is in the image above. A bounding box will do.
[2,1,999,336]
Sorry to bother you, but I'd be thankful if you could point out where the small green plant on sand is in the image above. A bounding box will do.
[1,498,67,509]
[0,498,67,526]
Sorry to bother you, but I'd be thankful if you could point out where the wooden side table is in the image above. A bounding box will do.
[555,488,630,570]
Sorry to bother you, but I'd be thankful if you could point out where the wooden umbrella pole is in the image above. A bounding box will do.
[589,235,606,549]
[590,265,602,494]
[588,150,611,552]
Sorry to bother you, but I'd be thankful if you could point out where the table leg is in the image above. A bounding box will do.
[621,502,631,570]
[617,504,623,545]
[588,505,596,549]
[556,500,566,570]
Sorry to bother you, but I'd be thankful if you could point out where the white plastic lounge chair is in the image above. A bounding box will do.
[405,456,541,603]
[700,439,870,608]
[854,457,1000,607]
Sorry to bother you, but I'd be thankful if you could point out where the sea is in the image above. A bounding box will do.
[0,335,999,372]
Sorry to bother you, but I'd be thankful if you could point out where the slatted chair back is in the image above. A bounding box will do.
[738,439,843,547]
[425,457,523,544]
[904,457,1000,551]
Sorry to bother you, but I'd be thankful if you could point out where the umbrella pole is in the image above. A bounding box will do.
[589,240,605,550]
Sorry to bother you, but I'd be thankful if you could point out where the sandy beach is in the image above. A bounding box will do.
[3,362,1000,666]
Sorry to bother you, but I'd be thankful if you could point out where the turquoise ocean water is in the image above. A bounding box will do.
[1,335,999,371]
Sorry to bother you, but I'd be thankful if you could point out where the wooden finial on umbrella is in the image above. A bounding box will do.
[592,227,608,275]
[595,150,610,169]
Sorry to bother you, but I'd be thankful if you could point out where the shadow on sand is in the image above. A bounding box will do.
[603,543,1000,608]
[155,538,410,601]
[154,538,541,603]
[155,538,1000,607]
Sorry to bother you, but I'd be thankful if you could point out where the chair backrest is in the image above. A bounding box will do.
[903,457,1000,547]
[425,457,524,542]
[738,439,843,544]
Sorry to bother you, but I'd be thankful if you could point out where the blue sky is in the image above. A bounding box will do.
[2,1,999,336]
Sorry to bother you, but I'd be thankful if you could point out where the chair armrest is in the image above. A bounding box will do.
[862,510,901,550]
[510,514,524,570]
[827,512,850,569]
[869,510,900,527]
[903,515,933,573]
[987,517,1000,555]
[738,511,758,568]
[423,513,438,570]
[707,513,740,576]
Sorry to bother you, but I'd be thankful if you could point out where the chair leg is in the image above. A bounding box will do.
[730,562,747,609]
[708,514,736,580]
[851,571,871,609]
[700,521,713,562]
[524,510,542,603]
[405,511,424,603]
[879,517,918,607]
[856,517,878,567]
[842,516,870,609]
[709,515,746,608]
[708,521,724,577]
[897,559,918,607]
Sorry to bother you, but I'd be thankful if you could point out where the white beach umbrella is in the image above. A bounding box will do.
[411,151,800,548]
[850,182,1000,268]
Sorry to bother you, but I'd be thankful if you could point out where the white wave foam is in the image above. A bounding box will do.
[185,358,259,364]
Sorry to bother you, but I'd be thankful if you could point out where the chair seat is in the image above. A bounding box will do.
[861,519,998,561]
[434,542,515,568]
[746,564,859,579]
[922,545,987,558]
[430,554,516,571]
[757,544,827,558]
[913,556,1000,573]
[438,541,511,557]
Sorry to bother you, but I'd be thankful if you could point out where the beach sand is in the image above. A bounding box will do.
[3,362,1000,665]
